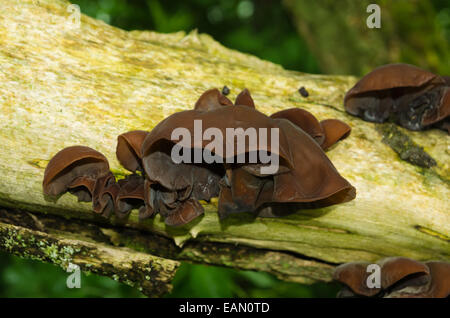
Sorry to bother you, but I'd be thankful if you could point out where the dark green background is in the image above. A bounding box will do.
[1,0,448,297]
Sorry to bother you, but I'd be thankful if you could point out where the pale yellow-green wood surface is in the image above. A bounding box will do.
[0,0,448,284]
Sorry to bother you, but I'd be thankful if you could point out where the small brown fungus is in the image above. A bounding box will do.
[43,146,118,217]
[270,108,325,145]
[194,88,233,112]
[334,256,449,298]
[377,257,430,291]
[43,146,110,198]
[422,261,450,298]
[115,174,146,218]
[270,109,351,151]
[333,261,379,297]
[319,119,351,151]
[43,88,355,227]
[344,63,449,132]
[116,130,149,173]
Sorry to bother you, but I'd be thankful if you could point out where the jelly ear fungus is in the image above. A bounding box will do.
[344,63,449,132]
[43,146,118,217]
[333,256,450,298]
[43,88,356,227]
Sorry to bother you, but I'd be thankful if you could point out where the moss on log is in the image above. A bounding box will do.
[283,0,450,75]
[0,0,448,288]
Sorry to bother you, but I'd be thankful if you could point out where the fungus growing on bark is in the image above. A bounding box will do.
[43,88,355,226]
[194,88,233,111]
[270,108,351,151]
[140,89,354,224]
[43,146,118,217]
[344,63,450,132]
[115,174,146,218]
[116,130,149,173]
[319,119,352,151]
[333,257,449,298]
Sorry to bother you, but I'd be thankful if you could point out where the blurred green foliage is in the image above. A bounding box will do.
[0,251,144,297]
[284,0,449,75]
[70,0,320,73]
[0,251,339,298]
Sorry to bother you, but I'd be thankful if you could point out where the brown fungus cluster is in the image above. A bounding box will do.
[43,88,355,226]
[344,63,450,133]
[333,257,450,298]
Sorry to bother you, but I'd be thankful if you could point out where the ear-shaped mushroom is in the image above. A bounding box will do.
[344,63,449,131]
[421,87,450,127]
[270,108,325,145]
[334,257,449,298]
[43,146,120,218]
[43,146,110,198]
[139,88,355,225]
[142,105,293,168]
[92,173,119,217]
[116,130,149,173]
[423,261,450,298]
[139,179,155,220]
[115,174,146,218]
[234,88,255,108]
[67,177,96,202]
[219,167,267,218]
[271,118,355,206]
[194,88,233,111]
[333,262,379,297]
[319,119,351,151]
[164,198,204,227]
[141,150,221,225]
[377,257,430,290]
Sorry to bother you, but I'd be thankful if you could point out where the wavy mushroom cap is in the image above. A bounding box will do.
[271,118,355,206]
[194,88,233,111]
[424,261,450,298]
[421,87,450,125]
[319,119,352,151]
[115,174,146,218]
[377,257,430,290]
[270,108,325,145]
[142,151,222,198]
[43,146,110,197]
[141,105,293,170]
[344,64,442,103]
[91,173,119,217]
[333,262,379,297]
[334,257,450,298]
[218,118,355,218]
[67,176,96,202]
[164,198,204,227]
[116,130,149,173]
[234,88,255,108]
[344,64,449,131]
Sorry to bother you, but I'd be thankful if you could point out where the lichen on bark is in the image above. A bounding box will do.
[0,0,448,291]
